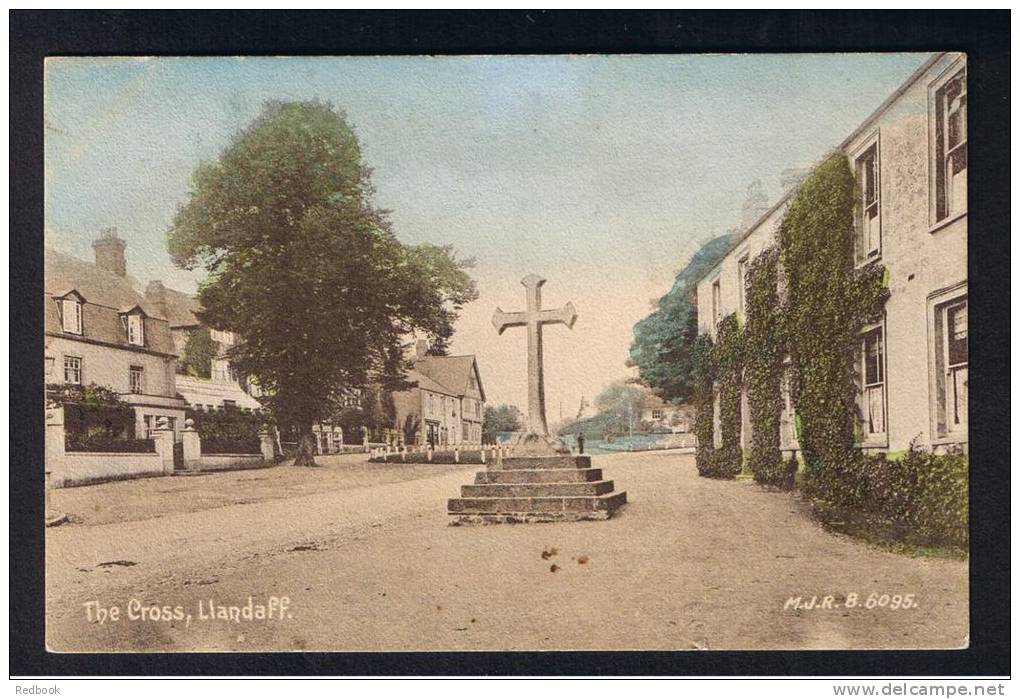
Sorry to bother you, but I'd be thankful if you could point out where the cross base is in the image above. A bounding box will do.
[506,431,572,457]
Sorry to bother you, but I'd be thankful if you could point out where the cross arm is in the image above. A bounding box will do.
[538,301,578,329]
[491,307,529,335]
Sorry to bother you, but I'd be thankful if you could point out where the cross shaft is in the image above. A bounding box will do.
[492,274,577,436]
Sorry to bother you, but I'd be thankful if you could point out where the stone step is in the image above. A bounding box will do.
[475,468,603,484]
[448,491,627,516]
[498,455,591,470]
[461,480,615,498]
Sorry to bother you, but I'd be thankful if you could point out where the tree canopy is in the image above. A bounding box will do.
[179,327,216,378]
[168,100,477,464]
[482,403,524,442]
[593,380,645,433]
[628,233,732,403]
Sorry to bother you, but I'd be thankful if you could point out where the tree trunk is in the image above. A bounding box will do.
[293,429,318,467]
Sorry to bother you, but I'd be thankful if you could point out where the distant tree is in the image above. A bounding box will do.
[483,403,524,442]
[168,100,477,465]
[179,327,217,378]
[401,414,421,446]
[628,233,733,403]
[361,384,397,441]
[593,381,645,435]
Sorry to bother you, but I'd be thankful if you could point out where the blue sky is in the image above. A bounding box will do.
[45,53,931,417]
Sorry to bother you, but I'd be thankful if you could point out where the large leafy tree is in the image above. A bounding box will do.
[168,101,477,465]
[628,233,732,403]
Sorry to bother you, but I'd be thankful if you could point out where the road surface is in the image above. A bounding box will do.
[46,451,968,651]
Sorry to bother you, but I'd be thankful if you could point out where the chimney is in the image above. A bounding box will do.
[145,280,168,317]
[93,227,127,277]
[739,179,769,231]
[415,339,430,360]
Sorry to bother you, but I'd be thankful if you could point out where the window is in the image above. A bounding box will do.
[711,279,722,326]
[129,365,145,393]
[222,399,237,409]
[63,356,82,385]
[737,255,749,319]
[651,409,664,420]
[212,359,235,383]
[933,67,967,222]
[932,295,968,438]
[855,142,881,262]
[61,298,82,334]
[469,372,478,390]
[860,327,886,441]
[127,314,145,346]
[779,361,798,449]
[462,424,470,441]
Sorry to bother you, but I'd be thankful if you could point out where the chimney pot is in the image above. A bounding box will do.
[415,339,429,359]
[92,228,127,277]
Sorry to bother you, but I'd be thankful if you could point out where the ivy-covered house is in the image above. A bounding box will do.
[695,51,968,463]
[44,232,188,437]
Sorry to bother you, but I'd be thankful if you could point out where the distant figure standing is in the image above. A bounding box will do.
[576,432,585,454]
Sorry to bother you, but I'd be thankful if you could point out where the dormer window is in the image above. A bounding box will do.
[127,314,145,346]
[61,297,83,334]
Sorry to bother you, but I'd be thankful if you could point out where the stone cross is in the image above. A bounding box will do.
[492,274,577,436]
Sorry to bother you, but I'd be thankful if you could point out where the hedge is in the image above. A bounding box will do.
[808,447,968,548]
[187,405,267,455]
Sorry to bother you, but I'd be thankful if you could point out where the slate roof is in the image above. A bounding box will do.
[405,368,454,396]
[414,354,485,402]
[44,247,174,355]
[146,282,202,328]
[45,248,162,319]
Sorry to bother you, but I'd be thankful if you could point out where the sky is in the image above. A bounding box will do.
[45,53,931,423]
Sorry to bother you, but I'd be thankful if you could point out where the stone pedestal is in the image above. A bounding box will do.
[448,454,627,524]
[45,405,66,490]
[153,418,176,475]
[259,431,275,462]
[181,418,201,470]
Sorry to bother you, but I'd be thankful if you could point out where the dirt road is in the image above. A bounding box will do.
[45,452,968,651]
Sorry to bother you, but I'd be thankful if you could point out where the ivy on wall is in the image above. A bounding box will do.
[685,153,966,549]
[743,246,787,487]
[777,153,888,502]
[691,334,716,476]
[696,313,744,479]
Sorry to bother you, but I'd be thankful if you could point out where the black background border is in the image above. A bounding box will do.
[10,10,1010,677]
